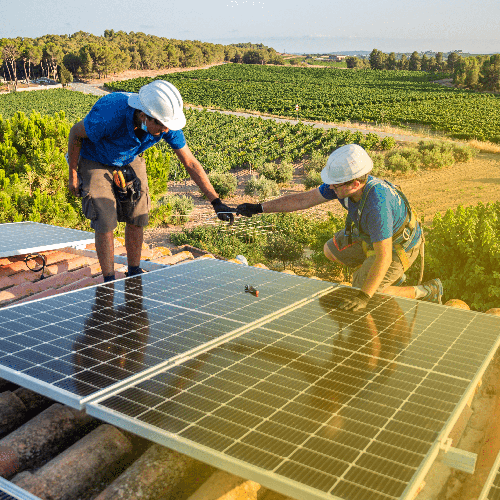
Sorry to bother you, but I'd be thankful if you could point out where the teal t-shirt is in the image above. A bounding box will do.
[81,92,186,167]
[319,176,421,249]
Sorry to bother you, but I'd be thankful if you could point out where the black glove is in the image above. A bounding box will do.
[336,291,371,312]
[237,203,263,217]
[211,198,235,224]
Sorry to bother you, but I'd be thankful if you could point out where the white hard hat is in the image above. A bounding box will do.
[128,80,186,130]
[321,144,373,184]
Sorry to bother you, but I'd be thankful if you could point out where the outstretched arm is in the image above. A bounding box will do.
[174,145,218,202]
[262,187,328,213]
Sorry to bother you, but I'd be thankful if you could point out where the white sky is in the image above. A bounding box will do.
[1,0,499,53]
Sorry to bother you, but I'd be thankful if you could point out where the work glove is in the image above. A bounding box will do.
[237,203,263,217]
[336,290,371,312]
[211,198,236,224]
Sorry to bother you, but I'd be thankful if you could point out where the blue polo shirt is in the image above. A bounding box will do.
[80,92,186,167]
[319,176,421,249]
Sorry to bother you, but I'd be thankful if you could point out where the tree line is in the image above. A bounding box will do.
[347,49,459,72]
[347,49,500,91]
[0,31,285,88]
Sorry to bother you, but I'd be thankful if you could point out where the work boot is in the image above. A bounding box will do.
[420,278,443,304]
[126,266,145,277]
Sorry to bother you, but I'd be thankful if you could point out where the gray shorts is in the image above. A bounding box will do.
[78,156,151,233]
[326,230,421,292]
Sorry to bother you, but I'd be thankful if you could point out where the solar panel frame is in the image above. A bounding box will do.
[0,477,42,500]
[0,222,94,258]
[87,290,500,500]
[478,449,500,500]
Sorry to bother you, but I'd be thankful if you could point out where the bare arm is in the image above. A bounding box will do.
[174,145,218,202]
[262,187,328,213]
[67,120,88,196]
[361,237,393,297]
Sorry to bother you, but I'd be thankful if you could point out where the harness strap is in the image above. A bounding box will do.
[344,178,419,252]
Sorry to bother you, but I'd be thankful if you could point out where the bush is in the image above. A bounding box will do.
[425,202,500,311]
[420,148,455,169]
[451,143,477,163]
[385,153,412,173]
[149,203,173,227]
[380,136,397,150]
[367,151,386,176]
[303,154,327,174]
[359,133,380,151]
[143,145,170,199]
[244,175,280,200]
[263,233,304,270]
[149,194,194,226]
[304,170,322,190]
[207,172,237,199]
[258,162,294,184]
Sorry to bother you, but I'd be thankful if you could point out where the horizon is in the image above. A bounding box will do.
[1,0,499,55]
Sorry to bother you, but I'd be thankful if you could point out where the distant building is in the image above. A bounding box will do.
[329,55,347,62]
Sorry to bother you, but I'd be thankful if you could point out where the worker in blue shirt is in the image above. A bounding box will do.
[237,144,442,311]
[67,80,234,282]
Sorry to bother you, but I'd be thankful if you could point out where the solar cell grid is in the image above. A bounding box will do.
[0,259,335,407]
[0,222,94,257]
[89,287,500,500]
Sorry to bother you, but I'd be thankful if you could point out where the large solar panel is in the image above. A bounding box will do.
[0,222,94,258]
[0,259,333,407]
[479,450,500,500]
[88,287,500,500]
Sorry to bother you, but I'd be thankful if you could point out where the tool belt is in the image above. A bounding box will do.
[344,178,421,272]
[112,165,142,220]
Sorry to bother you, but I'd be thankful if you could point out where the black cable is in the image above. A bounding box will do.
[24,253,47,280]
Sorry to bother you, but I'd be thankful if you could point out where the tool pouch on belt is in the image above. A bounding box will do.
[112,165,142,220]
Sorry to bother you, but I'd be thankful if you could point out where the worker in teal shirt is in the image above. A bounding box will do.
[238,144,442,311]
[67,80,234,282]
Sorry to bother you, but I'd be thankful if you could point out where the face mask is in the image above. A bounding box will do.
[141,120,148,133]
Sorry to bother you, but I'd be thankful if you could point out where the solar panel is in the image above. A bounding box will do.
[0,222,94,258]
[479,450,500,500]
[0,477,42,500]
[0,259,333,408]
[88,287,500,500]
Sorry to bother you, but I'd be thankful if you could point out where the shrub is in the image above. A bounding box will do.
[143,145,170,198]
[425,202,500,311]
[304,170,322,190]
[150,194,194,226]
[149,203,173,227]
[380,136,397,150]
[244,175,280,200]
[367,151,386,176]
[385,153,411,173]
[451,143,477,163]
[359,133,380,151]
[259,162,294,184]
[263,233,303,270]
[303,154,327,174]
[207,172,237,199]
